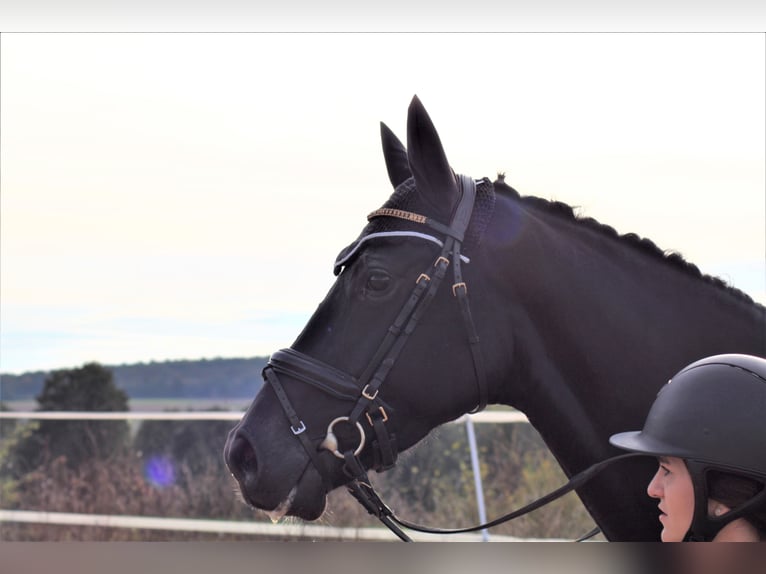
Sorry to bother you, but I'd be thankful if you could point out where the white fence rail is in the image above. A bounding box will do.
[0,509,563,542]
[0,410,529,423]
[0,409,533,541]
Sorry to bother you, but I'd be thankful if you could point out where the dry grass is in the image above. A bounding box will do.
[1,422,601,541]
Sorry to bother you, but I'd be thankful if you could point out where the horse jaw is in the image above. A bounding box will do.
[270,463,329,521]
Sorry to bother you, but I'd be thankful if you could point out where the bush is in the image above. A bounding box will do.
[1,413,599,540]
[133,414,233,486]
[0,450,257,541]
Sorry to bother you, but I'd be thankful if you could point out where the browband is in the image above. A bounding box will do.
[333,231,470,275]
[367,207,465,242]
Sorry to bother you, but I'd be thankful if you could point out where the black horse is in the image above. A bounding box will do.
[225,96,766,541]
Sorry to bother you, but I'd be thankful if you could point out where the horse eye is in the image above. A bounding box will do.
[366,272,391,292]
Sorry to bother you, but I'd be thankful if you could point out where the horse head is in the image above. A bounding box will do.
[224,96,507,521]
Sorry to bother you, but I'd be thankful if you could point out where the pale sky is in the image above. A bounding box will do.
[1,33,764,375]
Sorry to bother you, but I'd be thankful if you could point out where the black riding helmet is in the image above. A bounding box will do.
[610,354,766,541]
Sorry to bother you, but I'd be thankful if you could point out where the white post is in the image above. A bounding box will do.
[464,414,489,541]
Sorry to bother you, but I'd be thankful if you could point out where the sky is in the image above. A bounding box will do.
[1,33,764,375]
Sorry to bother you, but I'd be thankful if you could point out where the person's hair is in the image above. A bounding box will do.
[707,470,766,540]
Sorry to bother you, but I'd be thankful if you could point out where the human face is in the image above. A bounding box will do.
[646,456,695,542]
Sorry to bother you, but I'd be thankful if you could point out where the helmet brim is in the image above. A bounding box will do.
[609,430,695,459]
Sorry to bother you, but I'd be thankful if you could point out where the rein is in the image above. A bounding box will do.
[262,174,627,541]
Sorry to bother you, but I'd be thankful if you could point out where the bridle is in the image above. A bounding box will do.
[263,173,487,536]
[261,173,635,541]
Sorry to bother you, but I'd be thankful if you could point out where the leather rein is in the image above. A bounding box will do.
[262,174,630,541]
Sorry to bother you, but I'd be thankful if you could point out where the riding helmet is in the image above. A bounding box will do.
[609,353,766,540]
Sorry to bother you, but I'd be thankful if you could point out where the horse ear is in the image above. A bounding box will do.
[406,96,459,222]
[380,122,411,188]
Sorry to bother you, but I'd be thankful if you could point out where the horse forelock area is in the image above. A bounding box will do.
[492,177,759,307]
[361,176,496,254]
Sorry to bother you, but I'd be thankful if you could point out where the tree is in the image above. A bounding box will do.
[1,363,130,478]
[0,402,17,447]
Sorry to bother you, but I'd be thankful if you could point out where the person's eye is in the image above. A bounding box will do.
[660,464,671,476]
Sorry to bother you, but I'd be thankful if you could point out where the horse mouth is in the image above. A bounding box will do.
[263,486,297,522]
[234,460,329,522]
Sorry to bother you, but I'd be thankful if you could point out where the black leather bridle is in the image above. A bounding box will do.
[261,173,632,541]
[263,174,487,539]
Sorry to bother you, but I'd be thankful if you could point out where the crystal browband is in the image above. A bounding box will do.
[367,208,427,224]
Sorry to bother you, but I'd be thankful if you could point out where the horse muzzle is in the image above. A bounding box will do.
[224,420,328,521]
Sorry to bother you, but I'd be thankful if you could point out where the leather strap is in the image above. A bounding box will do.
[269,348,360,401]
[263,173,493,538]
[263,367,332,493]
[453,175,488,412]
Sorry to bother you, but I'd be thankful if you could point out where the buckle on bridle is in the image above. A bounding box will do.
[365,406,389,426]
[361,384,379,400]
[452,282,467,296]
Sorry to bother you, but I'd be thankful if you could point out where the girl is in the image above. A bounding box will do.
[610,354,766,542]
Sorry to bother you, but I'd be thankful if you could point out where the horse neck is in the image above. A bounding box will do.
[473,195,765,539]
[483,196,765,425]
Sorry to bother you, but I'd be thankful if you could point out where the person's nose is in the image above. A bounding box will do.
[646,467,663,500]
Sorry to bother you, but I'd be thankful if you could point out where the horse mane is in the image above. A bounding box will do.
[493,174,758,306]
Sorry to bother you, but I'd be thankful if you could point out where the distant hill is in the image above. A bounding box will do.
[0,357,267,402]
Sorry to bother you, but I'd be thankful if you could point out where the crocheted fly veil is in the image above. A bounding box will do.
[334,176,496,275]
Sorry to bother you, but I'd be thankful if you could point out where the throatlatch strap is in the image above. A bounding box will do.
[453,256,488,411]
[453,175,488,413]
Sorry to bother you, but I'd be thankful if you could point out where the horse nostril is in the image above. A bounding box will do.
[227,433,258,481]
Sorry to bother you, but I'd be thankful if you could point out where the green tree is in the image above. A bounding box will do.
[0,402,17,447]
[1,363,130,478]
